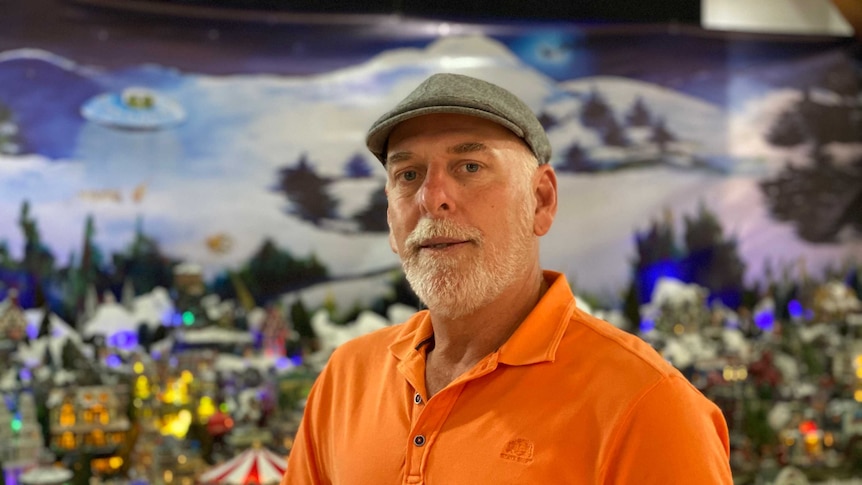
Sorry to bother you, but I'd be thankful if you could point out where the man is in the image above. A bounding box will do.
[282,73,732,484]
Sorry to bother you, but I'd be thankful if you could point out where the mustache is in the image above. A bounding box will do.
[405,218,483,254]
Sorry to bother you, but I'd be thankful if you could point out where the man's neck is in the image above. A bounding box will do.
[424,269,547,397]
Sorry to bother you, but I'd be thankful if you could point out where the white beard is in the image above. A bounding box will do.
[401,197,535,319]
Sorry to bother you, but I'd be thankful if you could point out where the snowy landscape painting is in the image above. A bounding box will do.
[0,29,859,315]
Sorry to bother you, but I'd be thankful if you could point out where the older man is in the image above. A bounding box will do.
[282,73,732,484]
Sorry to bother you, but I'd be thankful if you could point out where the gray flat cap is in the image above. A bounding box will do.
[365,73,551,165]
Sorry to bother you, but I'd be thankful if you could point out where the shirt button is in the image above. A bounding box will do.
[414,393,422,404]
[413,435,426,447]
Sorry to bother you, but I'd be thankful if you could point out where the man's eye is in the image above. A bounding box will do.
[401,170,418,181]
[464,163,480,173]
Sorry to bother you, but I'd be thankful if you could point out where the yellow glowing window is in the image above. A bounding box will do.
[60,431,76,449]
[60,403,76,427]
[91,458,108,473]
[90,429,106,446]
[84,410,94,423]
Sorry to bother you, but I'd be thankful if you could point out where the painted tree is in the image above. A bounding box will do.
[760,154,862,242]
[625,95,652,127]
[278,154,339,225]
[537,111,558,131]
[765,109,807,147]
[344,153,373,178]
[579,87,615,132]
[555,143,592,173]
[353,184,389,232]
[650,116,676,152]
[602,116,628,147]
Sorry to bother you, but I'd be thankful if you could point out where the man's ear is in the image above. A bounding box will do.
[533,164,557,237]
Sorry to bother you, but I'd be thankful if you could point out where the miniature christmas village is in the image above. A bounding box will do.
[0,200,861,485]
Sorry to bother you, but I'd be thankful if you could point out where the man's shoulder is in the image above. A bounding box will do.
[567,307,678,380]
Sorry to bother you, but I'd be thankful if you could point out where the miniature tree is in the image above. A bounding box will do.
[682,203,746,308]
[18,200,56,308]
[37,307,51,338]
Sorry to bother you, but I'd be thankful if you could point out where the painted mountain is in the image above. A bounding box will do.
[0,34,859,306]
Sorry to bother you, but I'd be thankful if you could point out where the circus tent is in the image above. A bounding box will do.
[199,446,288,485]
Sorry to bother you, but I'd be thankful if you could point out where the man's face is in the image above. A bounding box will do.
[384,113,540,318]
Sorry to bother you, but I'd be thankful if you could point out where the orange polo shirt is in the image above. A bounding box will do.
[283,271,732,484]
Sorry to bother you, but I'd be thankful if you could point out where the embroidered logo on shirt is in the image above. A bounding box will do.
[500,438,534,464]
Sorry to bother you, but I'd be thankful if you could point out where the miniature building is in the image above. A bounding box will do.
[0,393,44,472]
[0,289,27,342]
[47,385,131,476]
[173,263,205,298]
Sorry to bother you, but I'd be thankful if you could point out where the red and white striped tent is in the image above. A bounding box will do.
[200,447,288,485]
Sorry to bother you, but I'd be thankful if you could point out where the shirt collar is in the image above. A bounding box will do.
[388,271,576,366]
[496,270,576,366]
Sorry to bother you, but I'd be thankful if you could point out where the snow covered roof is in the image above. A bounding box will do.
[178,327,254,345]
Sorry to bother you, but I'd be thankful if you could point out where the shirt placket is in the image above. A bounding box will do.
[402,353,499,484]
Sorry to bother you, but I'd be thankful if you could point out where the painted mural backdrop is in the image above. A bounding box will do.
[0,17,860,318]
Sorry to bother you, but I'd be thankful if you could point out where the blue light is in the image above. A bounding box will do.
[108,331,139,350]
[290,354,304,366]
[788,300,804,319]
[639,261,686,304]
[106,354,122,368]
[26,323,39,340]
[275,357,292,370]
[754,310,775,331]
[639,318,656,333]
[18,368,31,382]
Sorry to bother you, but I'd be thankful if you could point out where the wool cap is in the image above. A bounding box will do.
[365,73,551,165]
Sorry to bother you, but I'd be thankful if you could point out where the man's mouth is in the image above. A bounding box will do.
[418,238,469,251]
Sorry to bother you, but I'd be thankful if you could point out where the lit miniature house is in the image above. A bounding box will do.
[47,385,131,476]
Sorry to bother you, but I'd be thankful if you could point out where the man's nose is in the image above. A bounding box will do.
[418,169,453,215]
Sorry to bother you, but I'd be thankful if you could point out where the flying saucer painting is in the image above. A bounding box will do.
[81,87,186,130]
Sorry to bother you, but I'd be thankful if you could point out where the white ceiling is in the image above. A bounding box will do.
[702,0,853,36]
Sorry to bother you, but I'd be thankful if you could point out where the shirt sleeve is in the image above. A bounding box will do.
[281,366,331,485]
[599,373,733,484]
